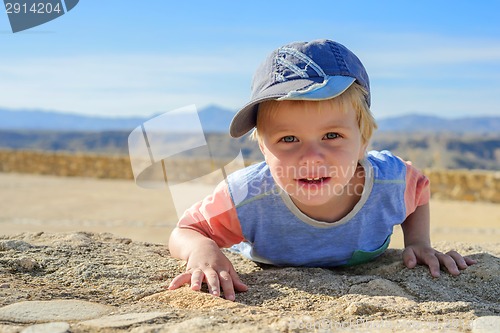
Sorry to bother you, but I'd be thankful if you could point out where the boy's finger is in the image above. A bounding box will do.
[190,269,204,291]
[446,251,468,270]
[464,256,478,265]
[230,270,248,292]
[423,253,441,277]
[402,247,417,269]
[203,268,221,297]
[168,272,191,290]
[437,253,460,276]
[219,270,236,301]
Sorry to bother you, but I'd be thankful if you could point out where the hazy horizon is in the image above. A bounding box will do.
[2,104,500,121]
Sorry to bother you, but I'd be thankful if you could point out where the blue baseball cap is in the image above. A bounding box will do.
[230,39,370,138]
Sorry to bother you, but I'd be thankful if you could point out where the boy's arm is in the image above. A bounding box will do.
[167,181,247,300]
[401,203,476,277]
[168,227,247,301]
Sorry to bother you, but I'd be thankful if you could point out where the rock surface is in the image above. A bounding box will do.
[0,300,112,323]
[471,316,500,333]
[19,322,70,333]
[0,232,499,332]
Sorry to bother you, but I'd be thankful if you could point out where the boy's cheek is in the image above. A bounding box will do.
[258,141,267,156]
[358,142,369,160]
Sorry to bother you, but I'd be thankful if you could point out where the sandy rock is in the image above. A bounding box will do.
[59,233,94,247]
[0,324,25,333]
[14,258,39,271]
[154,317,220,333]
[21,322,70,333]
[472,316,500,333]
[348,278,415,299]
[0,240,32,251]
[140,317,276,333]
[0,300,113,323]
[141,289,244,310]
[79,312,170,329]
[343,295,417,315]
[419,301,471,315]
[343,319,468,332]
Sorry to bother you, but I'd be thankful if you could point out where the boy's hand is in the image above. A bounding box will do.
[403,244,477,277]
[401,204,477,277]
[168,244,248,301]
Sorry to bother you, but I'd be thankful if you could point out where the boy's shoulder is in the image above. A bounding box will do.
[226,161,274,203]
[228,160,270,181]
[367,149,400,162]
[366,150,408,181]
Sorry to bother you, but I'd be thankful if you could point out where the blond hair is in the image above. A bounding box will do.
[250,83,377,145]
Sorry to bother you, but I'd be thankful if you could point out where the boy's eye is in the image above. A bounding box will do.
[280,135,298,143]
[323,132,340,140]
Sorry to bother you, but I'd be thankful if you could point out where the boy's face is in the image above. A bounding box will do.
[258,99,367,210]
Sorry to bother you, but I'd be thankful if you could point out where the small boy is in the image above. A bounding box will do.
[168,39,476,301]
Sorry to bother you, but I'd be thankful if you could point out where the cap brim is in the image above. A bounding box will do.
[230,76,356,138]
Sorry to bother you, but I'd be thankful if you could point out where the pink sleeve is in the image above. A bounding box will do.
[403,161,430,218]
[177,181,245,248]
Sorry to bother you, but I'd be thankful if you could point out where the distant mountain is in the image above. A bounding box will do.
[0,105,236,132]
[0,108,145,131]
[0,106,498,133]
[377,114,500,133]
[196,105,236,133]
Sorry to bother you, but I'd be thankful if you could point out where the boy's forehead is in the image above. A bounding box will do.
[259,99,355,127]
[261,99,345,115]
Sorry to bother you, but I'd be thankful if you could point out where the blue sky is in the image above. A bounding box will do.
[1,0,499,119]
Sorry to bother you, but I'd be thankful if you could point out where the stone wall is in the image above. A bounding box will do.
[424,168,500,203]
[0,149,498,203]
[0,149,133,179]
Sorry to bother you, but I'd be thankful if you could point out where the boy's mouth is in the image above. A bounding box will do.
[297,177,331,185]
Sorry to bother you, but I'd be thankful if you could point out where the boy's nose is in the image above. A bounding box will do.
[299,143,325,165]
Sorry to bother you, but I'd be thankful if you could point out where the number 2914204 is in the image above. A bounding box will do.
[5,2,62,14]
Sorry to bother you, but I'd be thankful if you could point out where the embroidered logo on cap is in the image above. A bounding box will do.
[274,47,327,83]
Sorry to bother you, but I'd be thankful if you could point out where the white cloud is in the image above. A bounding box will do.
[355,32,500,118]
[371,84,500,118]
[359,33,500,80]
[0,53,255,116]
